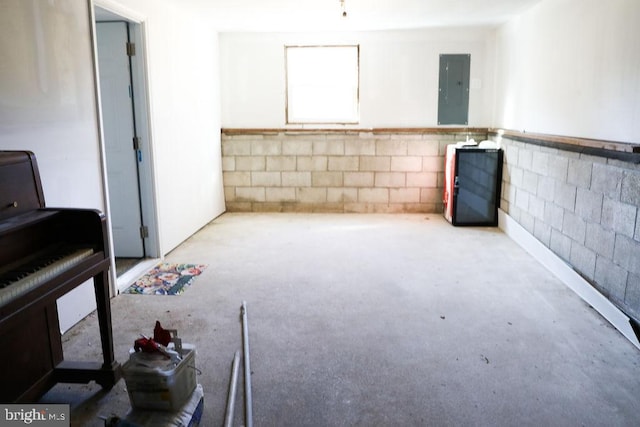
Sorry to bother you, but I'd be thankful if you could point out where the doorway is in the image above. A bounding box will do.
[94,6,159,289]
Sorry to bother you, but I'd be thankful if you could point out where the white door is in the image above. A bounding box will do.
[96,22,144,257]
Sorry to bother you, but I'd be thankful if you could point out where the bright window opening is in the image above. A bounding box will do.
[285,45,359,124]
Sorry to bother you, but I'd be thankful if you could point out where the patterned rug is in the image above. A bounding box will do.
[123,263,207,295]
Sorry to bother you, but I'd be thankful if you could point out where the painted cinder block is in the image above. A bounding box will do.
[531,151,550,176]
[501,181,515,203]
[407,140,439,156]
[266,187,296,202]
[282,171,311,187]
[360,156,390,171]
[235,187,265,202]
[537,175,555,202]
[543,202,564,231]
[297,156,328,171]
[519,210,535,234]
[621,170,640,206]
[533,219,552,246]
[570,244,597,279]
[358,188,389,203]
[222,140,251,156]
[522,170,538,194]
[575,188,603,223]
[390,188,420,203]
[562,211,587,244]
[613,235,640,275]
[282,139,313,155]
[517,147,533,170]
[567,159,593,189]
[554,181,577,211]
[624,274,640,319]
[407,172,436,188]
[421,156,443,172]
[236,156,266,171]
[267,156,296,171]
[591,163,623,199]
[549,229,571,261]
[226,201,252,212]
[547,154,569,181]
[296,187,327,203]
[223,186,235,201]
[252,171,281,186]
[223,171,251,187]
[376,139,407,156]
[594,257,628,302]
[391,156,422,172]
[328,156,359,171]
[602,198,637,238]
[585,222,616,259]
[515,188,530,211]
[312,171,343,187]
[327,188,357,203]
[374,172,406,188]
[313,140,344,155]
[383,204,407,213]
[343,172,374,187]
[345,139,375,155]
[251,140,281,155]
[508,165,524,188]
[528,194,545,220]
[420,188,441,204]
[260,202,285,212]
[222,157,235,171]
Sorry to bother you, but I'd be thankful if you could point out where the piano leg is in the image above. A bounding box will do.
[52,266,121,389]
[93,266,121,388]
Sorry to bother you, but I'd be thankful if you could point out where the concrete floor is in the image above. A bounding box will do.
[41,213,640,426]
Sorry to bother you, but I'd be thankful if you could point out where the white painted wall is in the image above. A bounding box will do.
[0,0,105,210]
[109,0,225,253]
[493,0,640,143]
[0,0,225,330]
[220,28,496,128]
[0,0,104,331]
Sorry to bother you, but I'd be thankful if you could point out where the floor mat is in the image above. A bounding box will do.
[123,263,207,295]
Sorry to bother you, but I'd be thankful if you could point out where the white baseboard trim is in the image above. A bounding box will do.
[498,209,640,350]
[116,258,161,294]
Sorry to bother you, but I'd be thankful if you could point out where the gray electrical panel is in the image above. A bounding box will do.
[438,54,470,125]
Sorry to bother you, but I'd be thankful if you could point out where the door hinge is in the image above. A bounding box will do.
[140,226,149,239]
[133,136,141,151]
[126,42,136,56]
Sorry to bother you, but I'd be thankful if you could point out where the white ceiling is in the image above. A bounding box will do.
[182,0,544,32]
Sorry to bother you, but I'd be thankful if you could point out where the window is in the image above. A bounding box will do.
[285,45,359,124]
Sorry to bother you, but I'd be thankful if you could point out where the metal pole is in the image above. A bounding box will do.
[241,301,253,427]
[223,350,240,427]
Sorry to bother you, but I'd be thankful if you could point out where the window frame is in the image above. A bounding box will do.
[284,44,360,125]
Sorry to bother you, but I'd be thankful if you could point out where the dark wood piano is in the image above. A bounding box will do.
[0,151,120,402]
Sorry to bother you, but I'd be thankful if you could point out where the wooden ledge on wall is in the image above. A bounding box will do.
[221,127,489,136]
[489,128,640,158]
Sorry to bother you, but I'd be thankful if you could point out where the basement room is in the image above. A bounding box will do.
[0,0,639,426]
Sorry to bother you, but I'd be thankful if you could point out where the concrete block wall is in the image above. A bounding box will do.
[222,130,486,213]
[499,137,640,322]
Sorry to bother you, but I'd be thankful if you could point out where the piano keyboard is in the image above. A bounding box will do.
[0,247,94,306]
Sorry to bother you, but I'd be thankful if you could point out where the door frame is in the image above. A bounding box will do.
[91,0,160,293]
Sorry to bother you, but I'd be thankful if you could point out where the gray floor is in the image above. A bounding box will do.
[42,213,640,426]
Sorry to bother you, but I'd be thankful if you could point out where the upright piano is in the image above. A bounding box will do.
[0,151,120,402]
